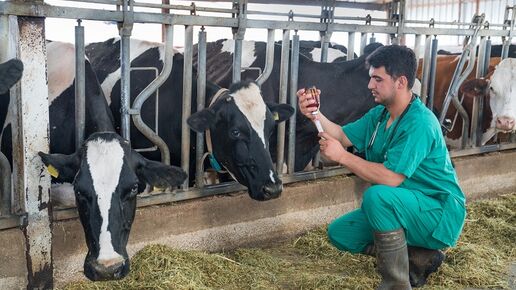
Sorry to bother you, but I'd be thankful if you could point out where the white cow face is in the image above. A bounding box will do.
[489,58,516,133]
[39,132,186,281]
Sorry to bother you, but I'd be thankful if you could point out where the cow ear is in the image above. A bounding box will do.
[460,78,489,98]
[187,109,216,133]
[133,155,187,190]
[267,103,295,123]
[38,151,80,183]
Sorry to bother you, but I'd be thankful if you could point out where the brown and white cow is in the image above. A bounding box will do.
[460,58,516,144]
[417,55,502,148]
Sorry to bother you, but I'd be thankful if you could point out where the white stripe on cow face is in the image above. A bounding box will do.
[47,41,76,105]
[269,170,276,183]
[86,138,125,263]
[220,39,257,69]
[101,38,176,105]
[231,83,267,148]
[310,47,346,63]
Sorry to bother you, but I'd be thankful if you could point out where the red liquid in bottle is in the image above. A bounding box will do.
[305,87,320,114]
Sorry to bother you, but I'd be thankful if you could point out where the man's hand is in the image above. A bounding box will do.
[296,87,321,121]
[318,132,347,164]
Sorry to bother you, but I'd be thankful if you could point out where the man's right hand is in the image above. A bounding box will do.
[296,87,321,121]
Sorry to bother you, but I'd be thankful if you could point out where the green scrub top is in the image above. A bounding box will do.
[342,97,466,247]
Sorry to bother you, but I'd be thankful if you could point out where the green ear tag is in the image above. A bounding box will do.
[273,112,280,121]
[47,165,59,178]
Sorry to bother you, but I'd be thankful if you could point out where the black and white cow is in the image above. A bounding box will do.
[0,58,23,95]
[85,37,294,201]
[0,41,187,281]
[200,40,383,171]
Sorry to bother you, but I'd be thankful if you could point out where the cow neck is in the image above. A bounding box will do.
[205,88,230,172]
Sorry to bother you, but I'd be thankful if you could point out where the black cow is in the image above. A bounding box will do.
[85,37,294,201]
[0,41,187,281]
[200,39,383,171]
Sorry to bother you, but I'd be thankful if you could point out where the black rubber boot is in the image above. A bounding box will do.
[362,244,445,288]
[0,58,24,94]
[374,229,412,290]
[408,246,445,287]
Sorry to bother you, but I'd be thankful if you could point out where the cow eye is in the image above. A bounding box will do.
[231,129,241,138]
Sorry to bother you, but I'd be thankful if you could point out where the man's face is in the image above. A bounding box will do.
[368,66,397,106]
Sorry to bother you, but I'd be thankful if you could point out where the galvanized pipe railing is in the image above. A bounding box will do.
[74,20,85,149]
[181,25,194,188]
[276,29,289,175]
[119,0,134,141]
[427,37,438,110]
[347,31,355,60]
[255,29,275,86]
[287,33,300,174]
[195,29,207,189]
[131,25,174,165]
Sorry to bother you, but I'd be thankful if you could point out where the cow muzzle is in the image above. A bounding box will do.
[496,116,515,132]
[259,181,283,201]
[84,255,129,281]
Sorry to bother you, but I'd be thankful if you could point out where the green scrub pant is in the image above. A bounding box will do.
[327,185,448,254]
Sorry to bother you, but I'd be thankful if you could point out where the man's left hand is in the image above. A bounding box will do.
[318,132,347,164]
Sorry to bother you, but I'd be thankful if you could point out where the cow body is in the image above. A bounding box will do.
[417,55,502,148]
[85,37,294,200]
[201,40,383,171]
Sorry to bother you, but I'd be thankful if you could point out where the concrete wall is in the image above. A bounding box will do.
[1,150,516,288]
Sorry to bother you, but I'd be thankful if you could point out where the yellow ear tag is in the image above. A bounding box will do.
[273,112,280,121]
[47,165,59,178]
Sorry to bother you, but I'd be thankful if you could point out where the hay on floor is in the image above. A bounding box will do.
[62,193,515,290]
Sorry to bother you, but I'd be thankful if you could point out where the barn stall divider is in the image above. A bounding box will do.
[0,0,516,287]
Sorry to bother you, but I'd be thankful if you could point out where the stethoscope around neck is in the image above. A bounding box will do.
[367,94,417,150]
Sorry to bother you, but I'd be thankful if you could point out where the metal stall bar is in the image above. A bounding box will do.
[182,25,194,189]
[471,35,488,147]
[13,15,53,288]
[427,37,438,111]
[119,0,134,141]
[501,6,515,59]
[439,14,485,149]
[288,33,300,175]
[256,29,275,86]
[0,15,12,218]
[75,20,85,149]
[276,29,290,175]
[196,28,207,189]
[130,25,174,165]
[414,34,422,72]
[420,34,432,103]
[232,0,246,83]
[347,31,355,60]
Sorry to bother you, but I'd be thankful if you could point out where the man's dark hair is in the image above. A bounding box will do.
[366,45,417,89]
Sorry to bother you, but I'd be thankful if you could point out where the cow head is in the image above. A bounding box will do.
[38,132,186,281]
[461,58,516,143]
[188,81,294,201]
[487,58,516,133]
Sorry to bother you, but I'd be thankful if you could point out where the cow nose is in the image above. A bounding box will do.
[262,182,283,200]
[496,116,515,131]
[85,256,129,281]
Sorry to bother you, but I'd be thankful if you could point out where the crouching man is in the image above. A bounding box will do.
[297,45,466,289]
